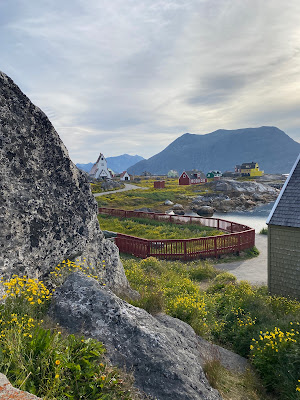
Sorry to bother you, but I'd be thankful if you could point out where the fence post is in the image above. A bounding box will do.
[184,241,187,261]
[237,234,241,255]
[214,237,218,258]
[217,219,219,230]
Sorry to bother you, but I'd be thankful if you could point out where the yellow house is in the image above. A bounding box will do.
[241,162,263,177]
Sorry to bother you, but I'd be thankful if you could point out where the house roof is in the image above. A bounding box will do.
[267,153,300,227]
[241,162,257,169]
[182,170,206,179]
[120,171,128,178]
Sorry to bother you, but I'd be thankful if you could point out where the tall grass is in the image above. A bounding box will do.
[0,264,143,400]
[122,256,300,400]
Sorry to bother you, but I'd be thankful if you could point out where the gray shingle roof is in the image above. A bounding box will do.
[241,162,257,169]
[184,170,206,179]
[267,154,300,227]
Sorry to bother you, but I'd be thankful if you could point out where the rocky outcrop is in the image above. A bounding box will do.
[0,71,132,297]
[0,374,41,399]
[100,179,124,191]
[211,179,279,195]
[49,272,222,400]
[194,206,214,217]
[190,180,279,213]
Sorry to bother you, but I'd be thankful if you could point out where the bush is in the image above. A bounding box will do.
[250,323,300,398]
[259,227,268,235]
[122,256,300,399]
[189,262,218,281]
[0,270,142,400]
[244,246,260,258]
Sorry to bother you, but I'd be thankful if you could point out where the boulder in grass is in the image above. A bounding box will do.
[49,272,222,400]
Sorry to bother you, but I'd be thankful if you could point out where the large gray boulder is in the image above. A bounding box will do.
[0,71,132,297]
[49,272,222,400]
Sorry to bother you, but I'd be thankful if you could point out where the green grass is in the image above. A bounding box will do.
[95,177,212,211]
[0,266,144,400]
[98,214,224,239]
[91,181,125,193]
[122,256,300,400]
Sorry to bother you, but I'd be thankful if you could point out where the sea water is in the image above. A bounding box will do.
[213,202,275,232]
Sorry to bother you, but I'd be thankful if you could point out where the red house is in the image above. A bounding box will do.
[179,170,207,185]
[154,180,165,189]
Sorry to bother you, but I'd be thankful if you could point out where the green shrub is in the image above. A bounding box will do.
[207,272,237,293]
[0,269,142,400]
[123,256,300,399]
[189,262,218,281]
[244,246,260,258]
[0,325,134,399]
[250,323,300,398]
[259,227,268,235]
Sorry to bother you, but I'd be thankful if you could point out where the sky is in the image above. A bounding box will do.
[2,0,300,163]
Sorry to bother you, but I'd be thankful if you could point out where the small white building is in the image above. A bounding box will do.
[89,153,112,179]
[120,171,130,181]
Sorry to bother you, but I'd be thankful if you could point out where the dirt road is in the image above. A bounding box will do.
[216,234,268,285]
[93,183,149,197]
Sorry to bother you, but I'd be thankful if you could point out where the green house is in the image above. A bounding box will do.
[266,154,300,300]
[206,170,222,179]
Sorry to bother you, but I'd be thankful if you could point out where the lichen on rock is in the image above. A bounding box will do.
[0,71,132,297]
[49,272,222,400]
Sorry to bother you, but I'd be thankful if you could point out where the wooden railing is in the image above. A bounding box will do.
[98,207,255,260]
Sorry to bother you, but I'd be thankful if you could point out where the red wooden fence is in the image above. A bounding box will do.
[98,207,255,260]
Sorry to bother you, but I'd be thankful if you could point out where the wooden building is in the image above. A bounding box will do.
[89,153,112,180]
[240,162,263,177]
[206,170,222,179]
[266,154,300,300]
[154,180,165,189]
[179,170,207,185]
[120,171,130,181]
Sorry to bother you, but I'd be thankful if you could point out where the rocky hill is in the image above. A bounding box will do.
[77,154,144,174]
[128,127,300,175]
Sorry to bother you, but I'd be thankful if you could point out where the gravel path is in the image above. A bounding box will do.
[93,183,149,197]
[216,234,268,285]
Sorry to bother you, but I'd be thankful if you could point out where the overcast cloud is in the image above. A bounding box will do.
[1,0,300,162]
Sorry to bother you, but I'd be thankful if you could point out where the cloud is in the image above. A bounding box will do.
[1,0,300,162]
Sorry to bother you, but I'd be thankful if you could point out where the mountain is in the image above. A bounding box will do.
[76,162,94,173]
[77,154,144,174]
[106,154,144,173]
[128,127,300,175]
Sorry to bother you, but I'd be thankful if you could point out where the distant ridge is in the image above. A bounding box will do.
[128,127,300,175]
[77,154,144,174]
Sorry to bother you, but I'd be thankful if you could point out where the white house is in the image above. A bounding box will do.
[89,153,112,179]
[120,171,130,181]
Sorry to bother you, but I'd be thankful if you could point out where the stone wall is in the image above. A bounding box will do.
[268,225,300,300]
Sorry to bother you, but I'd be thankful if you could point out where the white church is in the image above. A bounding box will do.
[89,153,112,180]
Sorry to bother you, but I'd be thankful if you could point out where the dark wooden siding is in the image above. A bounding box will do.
[179,173,190,185]
[268,225,300,300]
